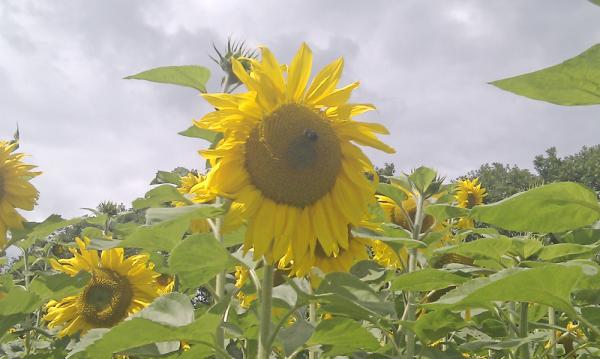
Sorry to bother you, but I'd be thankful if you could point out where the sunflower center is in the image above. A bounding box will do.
[244,104,342,207]
[466,193,478,208]
[79,269,133,327]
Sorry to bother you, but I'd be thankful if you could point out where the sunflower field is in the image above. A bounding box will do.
[1,37,600,359]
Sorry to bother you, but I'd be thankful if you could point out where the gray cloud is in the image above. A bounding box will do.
[1,0,599,221]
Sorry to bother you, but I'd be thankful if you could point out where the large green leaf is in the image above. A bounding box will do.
[68,293,219,359]
[376,183,407,204]
[119,216,190,251]
[144,204,223,225]
[426,264,584,316]
[425,204,469,221]
[306,317,380,356]
[470,182,600,233]
[168,233,238,289]
[491,44,600,105]
[591,0,600,6]
[391,268,468,292]
[125,65,210,92]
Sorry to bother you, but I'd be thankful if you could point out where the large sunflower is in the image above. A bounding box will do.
[0,141,40,248]
[195,43,394,266]
[44,237,161,337]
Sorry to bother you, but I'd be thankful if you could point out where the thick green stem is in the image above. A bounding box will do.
[405,193,424,358]
[214,197,225,349]
[548,307,556,357]
[258,264,274,359]
[519,302,530,359]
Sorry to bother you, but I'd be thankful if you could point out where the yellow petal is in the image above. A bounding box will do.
[286,43,312,102]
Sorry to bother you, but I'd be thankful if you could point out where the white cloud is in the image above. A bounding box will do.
[1,0,599,222]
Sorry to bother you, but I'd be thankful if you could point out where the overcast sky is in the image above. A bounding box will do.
[1,0,600,221]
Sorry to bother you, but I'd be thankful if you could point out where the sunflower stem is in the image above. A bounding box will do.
[519,302,530,359]
[405,193,424,358]
[308,299,319,359]
[214,197,226,350]
[258,263,274,359]
[548,307,556,357]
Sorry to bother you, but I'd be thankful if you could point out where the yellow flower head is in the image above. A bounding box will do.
[156,273,175,295]
[174,172,243,234]
[371,239,403,269]
[44,237,161,337]
[376,194,437,233]
[196,43,394,265]
[455,178,486,209]
[0,141,41,248]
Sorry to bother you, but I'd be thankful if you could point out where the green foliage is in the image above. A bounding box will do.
[534,145,600,192]
[491,44,600,105]
[306,317,380,356]
[463,163,540,203]
[125,65,211,92]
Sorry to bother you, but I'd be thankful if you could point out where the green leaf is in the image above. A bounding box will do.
[409,166,437,193]
[145,204,223,225]
[168,233,238,289]
[491,44,600,105]
[391,268,468,292]
[509,238,543,259]
[316,273,395,322]
[68,293,219,359]
[0,287,40,316]
[560,228,600,245]
[537,243,598,262]
[118,216,190,251]
[132,185,191,210]
[406,309,467,344]
[10,215,84,245]
[125,65,210,92]
[29,272,91,302]
[178,125,221,143]
[150,171,182,186]
[581,306,600,326]
[591,0,600,6]
[425,204,469,221]
[459,332,547,352]
[471,182,600,233]
[376,183,407,204]
[306,317,380,356]
[433,237,513,262]
[277,319,315,356]
[426,264,585,316]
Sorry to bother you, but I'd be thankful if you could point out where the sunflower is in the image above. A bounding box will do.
[44,237,161,337]
[371,239,403,269]
[234,265,256,309]
[455,178,486,229]
[0,141,40,248]
[195,43,394,266]
[173,172,243,234]
[455,178,486,209]
[376,194,437,233]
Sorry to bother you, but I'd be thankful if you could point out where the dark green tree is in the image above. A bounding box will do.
[463,163,540,203]
[534,145,600,192]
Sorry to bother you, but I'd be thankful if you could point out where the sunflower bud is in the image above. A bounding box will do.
[210,38,257,92]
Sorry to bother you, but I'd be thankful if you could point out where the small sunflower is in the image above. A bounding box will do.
[174,172,243,234]
[455,178,486,229]
[44,237,161,337]
[196,43,394,266]
[371,239,403,269]
[0,141,40,248]
[455,178,486,209]
[376,194,437,233]
[234,265,256,308]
